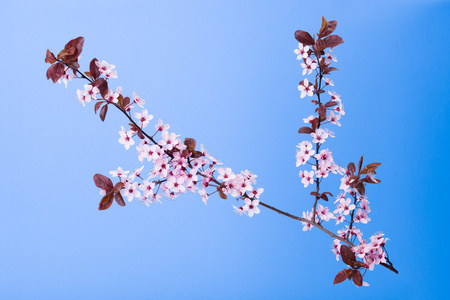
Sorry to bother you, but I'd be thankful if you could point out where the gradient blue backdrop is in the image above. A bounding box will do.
[1,0,448,299]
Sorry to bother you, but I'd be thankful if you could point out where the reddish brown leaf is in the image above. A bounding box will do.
[294,30,315,45]
[46,63,65,83]
[340,245,356,266]
[57,46,76,60]
[93,78,108,98]
[67,61,80,71]
[358,155,364,174]
[310,192,320,196]
[122,97,130,108]
[333,269,349,285]
[319,19,337,38]
[62,37,84,63]
[89,58,101,80]
[323,35,344,48]
[218,189,227,200]
[320,194,329,201]
[94,101,104,114]
[184,138,196,152]
[347,162,356,175]
[356,182,365,196]
[45,49,57,64]
[100,104,108,122]
[84,71,93,80]
[362,175,381,184]
[99,193,114,210]
[318,105,327,119]
[191,151,203,158]
[93,174,114,191]
[298,127,313,134]
[315,38,326,51]
[361,163,382,175]
[114,192,126,207]
[324,101,337,107]
[114,182,124,193]
[352,270,363,286]
[311,118,319,132]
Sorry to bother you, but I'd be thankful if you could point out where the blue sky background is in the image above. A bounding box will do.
[1,0,449,299]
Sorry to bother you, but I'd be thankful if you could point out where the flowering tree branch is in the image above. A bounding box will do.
[45,17,397,286]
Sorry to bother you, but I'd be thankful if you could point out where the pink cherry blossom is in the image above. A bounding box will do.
[122,182,141,202]
[132,91,145,108]
[217,167,236,182]
[301,57,317,75]
[155,119,170,131]
[294,42,310,60]
[110,167,129,178]
[243,199,260,217]
[134,109,153,128]
[158,130,180,151]
[301,170,315,187]
[298,78,314,98]
[118,126,135,150]
[324,77,334,86]
[311,128,329,144]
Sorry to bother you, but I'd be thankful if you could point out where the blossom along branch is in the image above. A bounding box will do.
[45,17,397,286]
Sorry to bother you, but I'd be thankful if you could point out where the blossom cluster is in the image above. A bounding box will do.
[294,18,390,285]
[45,42,263,216]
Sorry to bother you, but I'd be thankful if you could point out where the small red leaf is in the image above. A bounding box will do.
[340,245,356,266]
[93,78,108,98]
[114,182,124,193]
[62,37,84,63]
[184,138,196,152]
[99,193,114,210]
[311,118,319,132]
[84,71,93,80]
[362,175,381,184]
[122,97,130,108]
[57,46,75,60]
[294,30,315,45]
[114,192,126,206]
[93,174,114,191]
[333,269,349,285]
[94,101,104,114]
[347,162,356,175]
[323,35,344,48]
[45,49,57,64]
[356,182,365,196]
[319,18,337,38]
[352,270,363,287]
[358,155,364,174]
[217,186,227,200]
[191,151,203,158]
[315,39,326,51]
[90,58,101,80]
[318,105,327,119]
[310,192,320,196]
[324,101,337,107]
[320,194,329,201]
[298,127,313,134]
[46,63,65,83]
[361,163,382,175]
[100,104,108,121]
